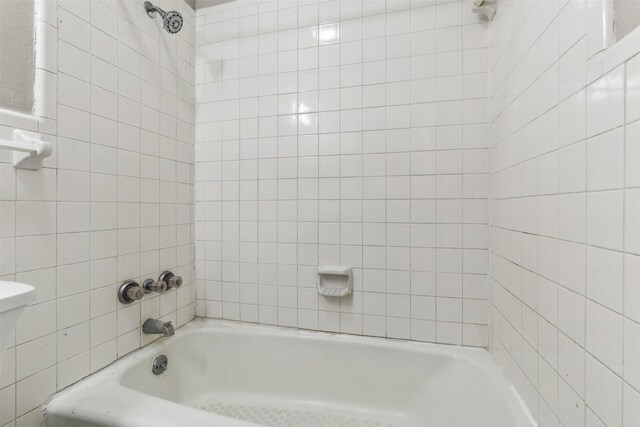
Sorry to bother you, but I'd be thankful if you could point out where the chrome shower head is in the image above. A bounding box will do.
[144,1,183,34]
[162,10,183,34]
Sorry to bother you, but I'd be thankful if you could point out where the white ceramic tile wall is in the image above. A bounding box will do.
[0,1,195,425]
[489,0,640,425]
[195,0,491,346]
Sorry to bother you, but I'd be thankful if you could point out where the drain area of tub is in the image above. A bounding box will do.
[188,394,415,427]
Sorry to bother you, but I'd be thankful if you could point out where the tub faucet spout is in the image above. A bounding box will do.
[143,318,175,337]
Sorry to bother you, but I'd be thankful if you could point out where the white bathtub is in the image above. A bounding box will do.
[45,319,535,427]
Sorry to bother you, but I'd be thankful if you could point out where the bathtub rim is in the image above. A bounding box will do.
[45,317,537,427]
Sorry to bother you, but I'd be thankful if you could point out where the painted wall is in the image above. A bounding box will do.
[489,0,640,425]
[0,0,35,114]
[195,0,491,346]
[0,1,195,425]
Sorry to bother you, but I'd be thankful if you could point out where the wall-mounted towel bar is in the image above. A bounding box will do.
[0,129,52,170]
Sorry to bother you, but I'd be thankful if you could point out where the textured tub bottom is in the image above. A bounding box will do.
[189,394,414,427]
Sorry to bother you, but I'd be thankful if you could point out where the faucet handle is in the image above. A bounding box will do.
[118,280,145,304]
[143,278,167,294]
[159,271,183,290]
[126,285,145,301]
[168,275,183,289]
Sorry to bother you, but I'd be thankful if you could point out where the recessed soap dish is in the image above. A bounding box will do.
[317,266,352,297]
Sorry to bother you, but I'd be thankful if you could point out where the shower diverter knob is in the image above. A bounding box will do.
[143,278,167,294]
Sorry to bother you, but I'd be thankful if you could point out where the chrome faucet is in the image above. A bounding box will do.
[142,318,175,337]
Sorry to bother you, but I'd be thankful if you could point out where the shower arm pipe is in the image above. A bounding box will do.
[145,1,167,18]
